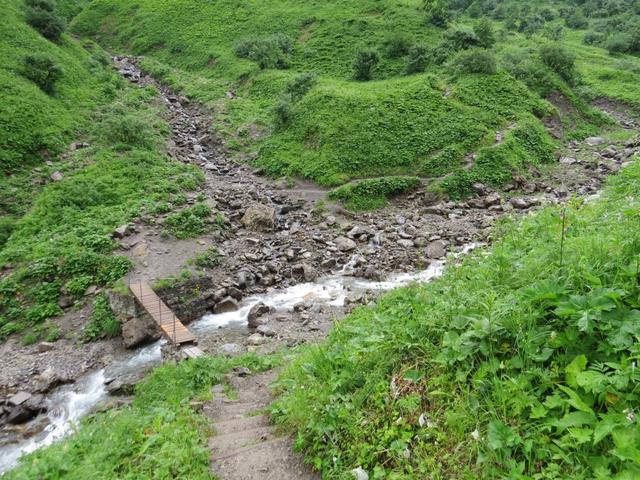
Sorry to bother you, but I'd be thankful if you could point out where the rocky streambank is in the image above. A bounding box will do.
[1,56,639,466]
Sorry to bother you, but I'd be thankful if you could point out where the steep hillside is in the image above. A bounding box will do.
[71,0,628,196]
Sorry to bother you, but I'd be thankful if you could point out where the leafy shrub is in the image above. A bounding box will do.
[443,25,480,51]
[0,217,15,249]
[383,33,414,58]
[272,94,294,129]
[164,204,211,239]
[192,247,220,269]
[285,72,317,101]
[423,0,451,27]
[234,33,292,69]
[405,44,429,74]
[83,294,119,342]
[352,49,380,81]
[25,5,65,42]
[474,18,496,48]
[100,114,155,148]
[539,43,576,83]
[566,10,589,29]
[606,33,634,54]
[583,30,605,45]
[22,54,63,94]
[329,176,421,210]
[22,332,39,346]
[450,49,497,75]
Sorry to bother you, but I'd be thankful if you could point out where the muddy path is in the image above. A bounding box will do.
[1,55,639,474]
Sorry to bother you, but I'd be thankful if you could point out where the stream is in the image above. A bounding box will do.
[0,255,455,474]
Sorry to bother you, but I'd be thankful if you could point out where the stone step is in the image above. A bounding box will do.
[210,436,317,480]
[209,425,277,455]
[213,414,270,435]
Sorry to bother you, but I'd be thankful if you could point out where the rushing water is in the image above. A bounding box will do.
[0,252,467,474]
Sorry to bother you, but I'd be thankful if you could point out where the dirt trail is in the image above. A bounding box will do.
[205,370,319,480]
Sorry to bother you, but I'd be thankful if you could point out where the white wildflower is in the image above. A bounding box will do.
[351,467,369,480]
[471,429,481,441]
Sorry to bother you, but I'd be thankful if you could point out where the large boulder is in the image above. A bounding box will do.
[241,204,276,232]
[426,240,447,259]
[213,297,239,314]
[121,315,160,349]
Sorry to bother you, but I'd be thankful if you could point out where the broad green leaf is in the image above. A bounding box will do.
[555,411,597,430]
[568,427,593,444]
[565,355,587,388]
[576,371,608,394]
[557,384,594,414]
[594,414,625,445]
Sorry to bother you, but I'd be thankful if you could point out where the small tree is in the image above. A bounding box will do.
[352,49,379,81]
[23,54,63,94]
[423,0,451,27]
[450,49,497,75]
[25,6,65,42]
[474,18,496,48]
[405,44,429,74]
[539,43,576,83]
[384,33,414,58]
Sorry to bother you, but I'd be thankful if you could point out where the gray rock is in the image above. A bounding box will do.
[292,263,318,282]
[50,171,64,182]
[7,406,37,424]
[218,343,242,356]
[335,236,357,252]
[247,333,267,346]
[57,294,74,309]
[510,197,531,209]
[36,342,55,353]
[121,314,160,349]
[256,325,276,337]
[426,240,447,259]
[213,297,238,314]
[241,204,276,232]
[585,136,605,146]
[484,193,501,207]
[112,224,130,239]
[247,302,270,328]
[8,391,31,407]
[397,239,414,249]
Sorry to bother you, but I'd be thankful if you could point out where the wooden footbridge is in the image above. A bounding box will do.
[129,281,203,358]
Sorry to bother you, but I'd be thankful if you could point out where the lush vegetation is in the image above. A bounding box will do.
[328,176,421,210]
[70,0,636,194]
[6,353,282,480]
[271,159,640,478]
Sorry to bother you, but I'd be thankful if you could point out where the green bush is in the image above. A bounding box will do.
[383,33,414,58]
[284,72,317,101]
[606,33,634,54]
[25,6,65,42]
[582,30,604,46]
[234,33,292,69]
[474,18,496,48]
[22,54,63,94]
[192,247,220,269]
[352,49,380,81]
[83,294,119,342]
[100,113,155,148]
[404,44,429,74]
[450,49,497,75]
[272,94,294,129]
[443,25,480,51]
[565,10,589,29]
[539,43,576,83]
[329,176,421,210]
[423,0,451,27]
[164,204,211,239]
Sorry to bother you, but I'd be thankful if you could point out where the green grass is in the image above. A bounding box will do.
[71,0,607,195]
[270,157,640,479]
[0,46,204,340]
[5,353,284,480]
[328,175,422,210]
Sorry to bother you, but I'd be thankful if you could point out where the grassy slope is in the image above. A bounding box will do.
[5,353,282,480]
[271,159,640,478]
[0,0,102,174]
[0,1,205,341]
[72,0,565,190]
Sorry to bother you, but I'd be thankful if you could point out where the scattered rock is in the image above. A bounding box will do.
[585,136,605,146]
[335,236,357,252]
[213,297,238,314]
[112,224,131,239]
[248,302,270,328]
[256,325,276,337]
[218,343,242,356]
[8,391,31,407]
[50,171,64,182]
[426,240,447,259]
[241,204,276,232]
[247,333,267,346]
[36,342,55,353]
